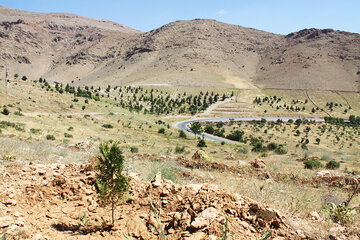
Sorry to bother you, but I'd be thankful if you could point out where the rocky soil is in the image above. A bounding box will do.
[0,160,330,240]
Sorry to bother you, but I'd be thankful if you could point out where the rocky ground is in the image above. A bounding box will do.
[0,160,358,240]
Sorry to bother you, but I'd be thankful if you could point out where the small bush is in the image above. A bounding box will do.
[275,145,287,154]
[252,142,266,152]
[130,146,139,153]
[68,126,74,131]
[175,146,185,154]
[158,128,165,134]
[204,125,214,134]
[328,203,357,225]
[304,158,323,169]
[267,142,278,151]
[102,124,113,129]
[30,128,42,134]
[326,160,340,169]
[14,111,23,116]
[179,130,187,139]
[197,138,207,147]
[2,108,9,115]
[0,121,25,132]
[64,133,73,138]
[46,134,55,140]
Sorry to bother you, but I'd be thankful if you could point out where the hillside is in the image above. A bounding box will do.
[0,72,359,239]
[0,6,360,91]
[0,5,140,84]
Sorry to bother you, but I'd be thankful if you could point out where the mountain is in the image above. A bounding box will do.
[1,6,359,91]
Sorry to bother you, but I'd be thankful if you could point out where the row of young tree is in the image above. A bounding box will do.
[37,78,231,115]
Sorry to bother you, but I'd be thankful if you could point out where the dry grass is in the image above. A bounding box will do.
[0,80,359,237]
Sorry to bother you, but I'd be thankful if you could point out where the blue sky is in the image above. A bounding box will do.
[1,0,359,34]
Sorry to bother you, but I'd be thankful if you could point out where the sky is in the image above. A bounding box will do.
[1,0,359,34]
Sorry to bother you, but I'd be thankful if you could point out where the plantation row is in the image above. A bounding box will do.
[33,78,232,115]
[254,95,352,114]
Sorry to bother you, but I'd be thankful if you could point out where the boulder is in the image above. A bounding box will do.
[190,207,218,229]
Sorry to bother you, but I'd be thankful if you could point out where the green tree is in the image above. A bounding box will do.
[189,121,203,138]
[96,141,130,226]
[204,125,214,134]
[21,75,27,81]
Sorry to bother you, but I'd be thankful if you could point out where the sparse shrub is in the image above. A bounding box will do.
[82,105,85,110]
[130,146,138,153]
[301,143,308,150]
[96,141,130,226]
[14,110,23,116]
[204,125,214,134]
[327,203,357,225]
[30,128,41,134]
[226,130,245,142]
[102,124,113,129]
[2,108,9,115]
[275,145,287,154]
[21,75,27,81]
[68,126,74,131]
[64,133,73,138]
[197,138,207,147]
[0,121,25,131]
[267,142,278,151]
[158,128,165,134]
[304,158,323,169]
[179,130,186,139]
[175,146,185,154]
[326,160,340,169]
[46,134,55,140]
[252,142,266,152]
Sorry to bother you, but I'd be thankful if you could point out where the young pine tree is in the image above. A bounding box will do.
[96,141,130,226]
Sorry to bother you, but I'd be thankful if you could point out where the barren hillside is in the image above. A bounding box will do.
[1,6,359,91]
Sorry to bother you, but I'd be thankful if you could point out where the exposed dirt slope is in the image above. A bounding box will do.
[1,6,360,91]
[0,162,326,240]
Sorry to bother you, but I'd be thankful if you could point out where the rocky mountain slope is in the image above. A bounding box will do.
[1,5,359,91]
